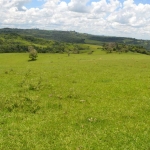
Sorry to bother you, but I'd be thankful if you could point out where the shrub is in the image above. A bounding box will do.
[28,46,38,61]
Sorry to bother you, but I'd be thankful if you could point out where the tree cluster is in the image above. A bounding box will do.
[103,42,150,55]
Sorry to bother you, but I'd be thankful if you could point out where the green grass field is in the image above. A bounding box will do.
[0,51,150,150]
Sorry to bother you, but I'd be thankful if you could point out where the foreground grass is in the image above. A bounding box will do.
[0,52,150,150]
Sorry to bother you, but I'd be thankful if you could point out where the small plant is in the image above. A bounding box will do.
[28,46,38,61]
[67,50,71,56]
[20,71,43,91]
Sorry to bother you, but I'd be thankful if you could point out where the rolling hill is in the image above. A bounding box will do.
[0,28,150,54]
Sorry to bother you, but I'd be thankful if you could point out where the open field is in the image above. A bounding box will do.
[0,52,150,149]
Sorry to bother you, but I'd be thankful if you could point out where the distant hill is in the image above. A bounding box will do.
[1,28,150,49]
[0,28,89,53]
[0,28,85,43]
[0,28,150,54]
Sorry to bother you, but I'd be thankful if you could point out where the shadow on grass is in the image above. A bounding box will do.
[28,59,37,62]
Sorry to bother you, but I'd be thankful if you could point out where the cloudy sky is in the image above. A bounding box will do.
[0,0,150,39]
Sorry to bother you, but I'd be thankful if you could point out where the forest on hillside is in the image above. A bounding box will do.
[0,31,89,53]
[0,28,150,55]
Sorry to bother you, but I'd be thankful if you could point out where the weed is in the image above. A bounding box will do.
[20,71,43,91]
[1,94,40,113]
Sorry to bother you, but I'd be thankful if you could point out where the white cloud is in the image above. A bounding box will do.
[107,0,150,28]
[68,0,90,13]
[0,0,31,10]
[0,0,150,39]
[91,0,121,13]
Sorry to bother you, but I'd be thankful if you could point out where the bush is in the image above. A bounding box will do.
[28,46,38,61]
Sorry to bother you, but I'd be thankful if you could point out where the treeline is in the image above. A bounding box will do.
[1,28,150,51]
[0,28,86,43]
[0,33,89,53]
[0,44,28,53]
[103,42,150,55]
[89,36,127,43]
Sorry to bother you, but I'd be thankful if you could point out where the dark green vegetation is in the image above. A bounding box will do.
[0,28,150,55]
[0,52,150,149]
[103,42,150,55]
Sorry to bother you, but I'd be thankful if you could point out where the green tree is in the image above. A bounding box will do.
[28,46,38,61]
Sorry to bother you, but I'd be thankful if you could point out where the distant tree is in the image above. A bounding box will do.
[73,46,80,54]
[103,42,116,53]
[88,50,94,54]
[28,46,38,61]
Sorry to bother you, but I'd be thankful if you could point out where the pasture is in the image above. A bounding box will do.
[0,51,150,149]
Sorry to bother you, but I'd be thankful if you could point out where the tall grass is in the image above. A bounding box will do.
[0,52,150,149]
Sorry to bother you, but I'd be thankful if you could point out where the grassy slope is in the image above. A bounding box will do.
[0,51,150,149]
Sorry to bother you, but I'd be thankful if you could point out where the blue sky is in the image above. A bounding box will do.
[25,0,44,8]
[129,0,149,4]
[1,0,150,40]
[25,0,150,9]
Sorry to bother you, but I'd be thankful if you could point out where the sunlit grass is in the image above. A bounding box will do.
[0,52,150,149]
